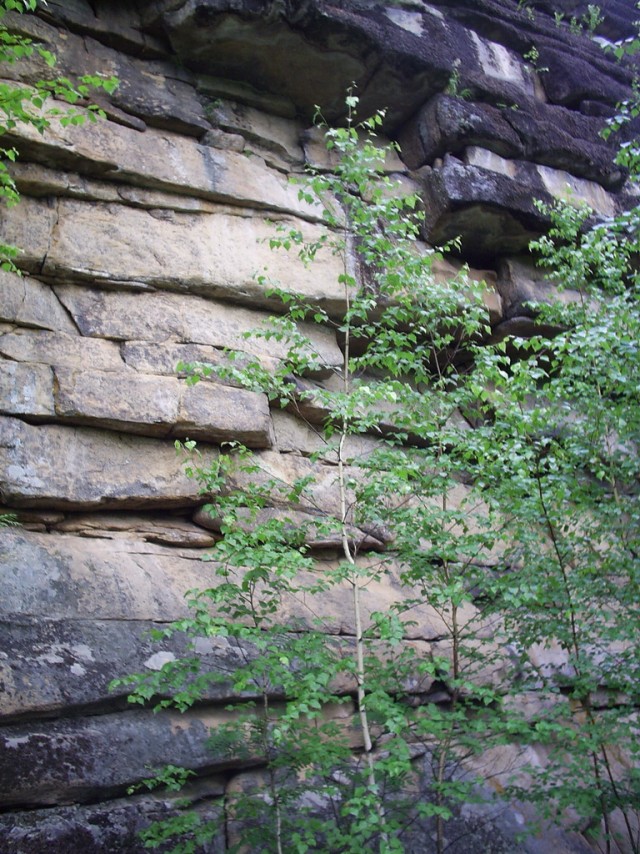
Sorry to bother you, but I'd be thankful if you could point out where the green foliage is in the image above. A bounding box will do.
[0,0,118,269]
[117,87,640,853]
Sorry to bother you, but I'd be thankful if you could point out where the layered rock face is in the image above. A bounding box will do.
[0,1,637,851]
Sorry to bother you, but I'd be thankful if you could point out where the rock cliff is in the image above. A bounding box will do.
[0,1,638,851]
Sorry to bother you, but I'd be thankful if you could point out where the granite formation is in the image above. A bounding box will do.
[0,1,638,851]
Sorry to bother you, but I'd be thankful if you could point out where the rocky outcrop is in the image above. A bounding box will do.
[0,1,637,851]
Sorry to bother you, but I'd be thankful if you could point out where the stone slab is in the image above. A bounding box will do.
[53,285,342,371]
[0,417,216,510]
[28,199,349,310]
[4,95,319,218]
[0,784,225,854]
[0,616,251,720]
[0,361,54,417]
[0,328,124,372]
[0,270,77,333]
[0,706,239,807]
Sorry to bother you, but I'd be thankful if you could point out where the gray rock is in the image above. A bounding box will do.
[0,784,225,854]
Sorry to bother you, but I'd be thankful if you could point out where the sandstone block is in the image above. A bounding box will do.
[0,418,215,509]
[0,361,54,417]
[0,195,57,273]
[207,99,303,165]
[0,707,239,808]
[122,341,280,383]
[54,285,342,372]
[6,101,319,217]
[0,270,76,333]
[0,616,249,720]
[0,530,210,621]
[0,328,125,372]
[52,367,180,434]
[497,256,579,319]
[38,199,347,310]
[0,785,225,854]
[178,381,274,446]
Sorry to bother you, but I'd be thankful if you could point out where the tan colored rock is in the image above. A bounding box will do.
[302,125,405,172]
[54,512,217,548]
[178,381,274,446]
[0,270,76,333]
[54,285,342,371]
[53,368,179,434]
[192,504,385,551]
[38,199,347,309]
[497,256,583,319]
[0,195,58,273]
[207,99,304,165]
[0,529,209,621]
[0,417,216,509]
[0,361,54,417]
[271,409,379,460]
[122,341,280,382]
[62,515,214,544]
[5,97,320,218]
[0,328,124,372]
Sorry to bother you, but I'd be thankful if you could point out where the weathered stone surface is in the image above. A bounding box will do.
[49,367,274,447]
[302,125,405,173]
[0,361,54,418]
[0,195,58,274]
[0,328,124,372]
[5,102,318,217]
[0,528,467,641]
[53,285,342,371]
[122,340,280,384]
[0,707,237,807]
[16,199,351,310]
[0,418,216,509]
[423,147,619,259]
[496,256,578,319]
[0,1,637,848]
[0,271,76,333]
[207,99,304,165]
[0,616,251,720]
[421,153,554,258]
[397,93,623,189]
[398,94,525,169]
[0,530,208,621]
[53,512,217,548]
[192,504,386,551]
[149,0,543,130]
[0,784,225,854]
